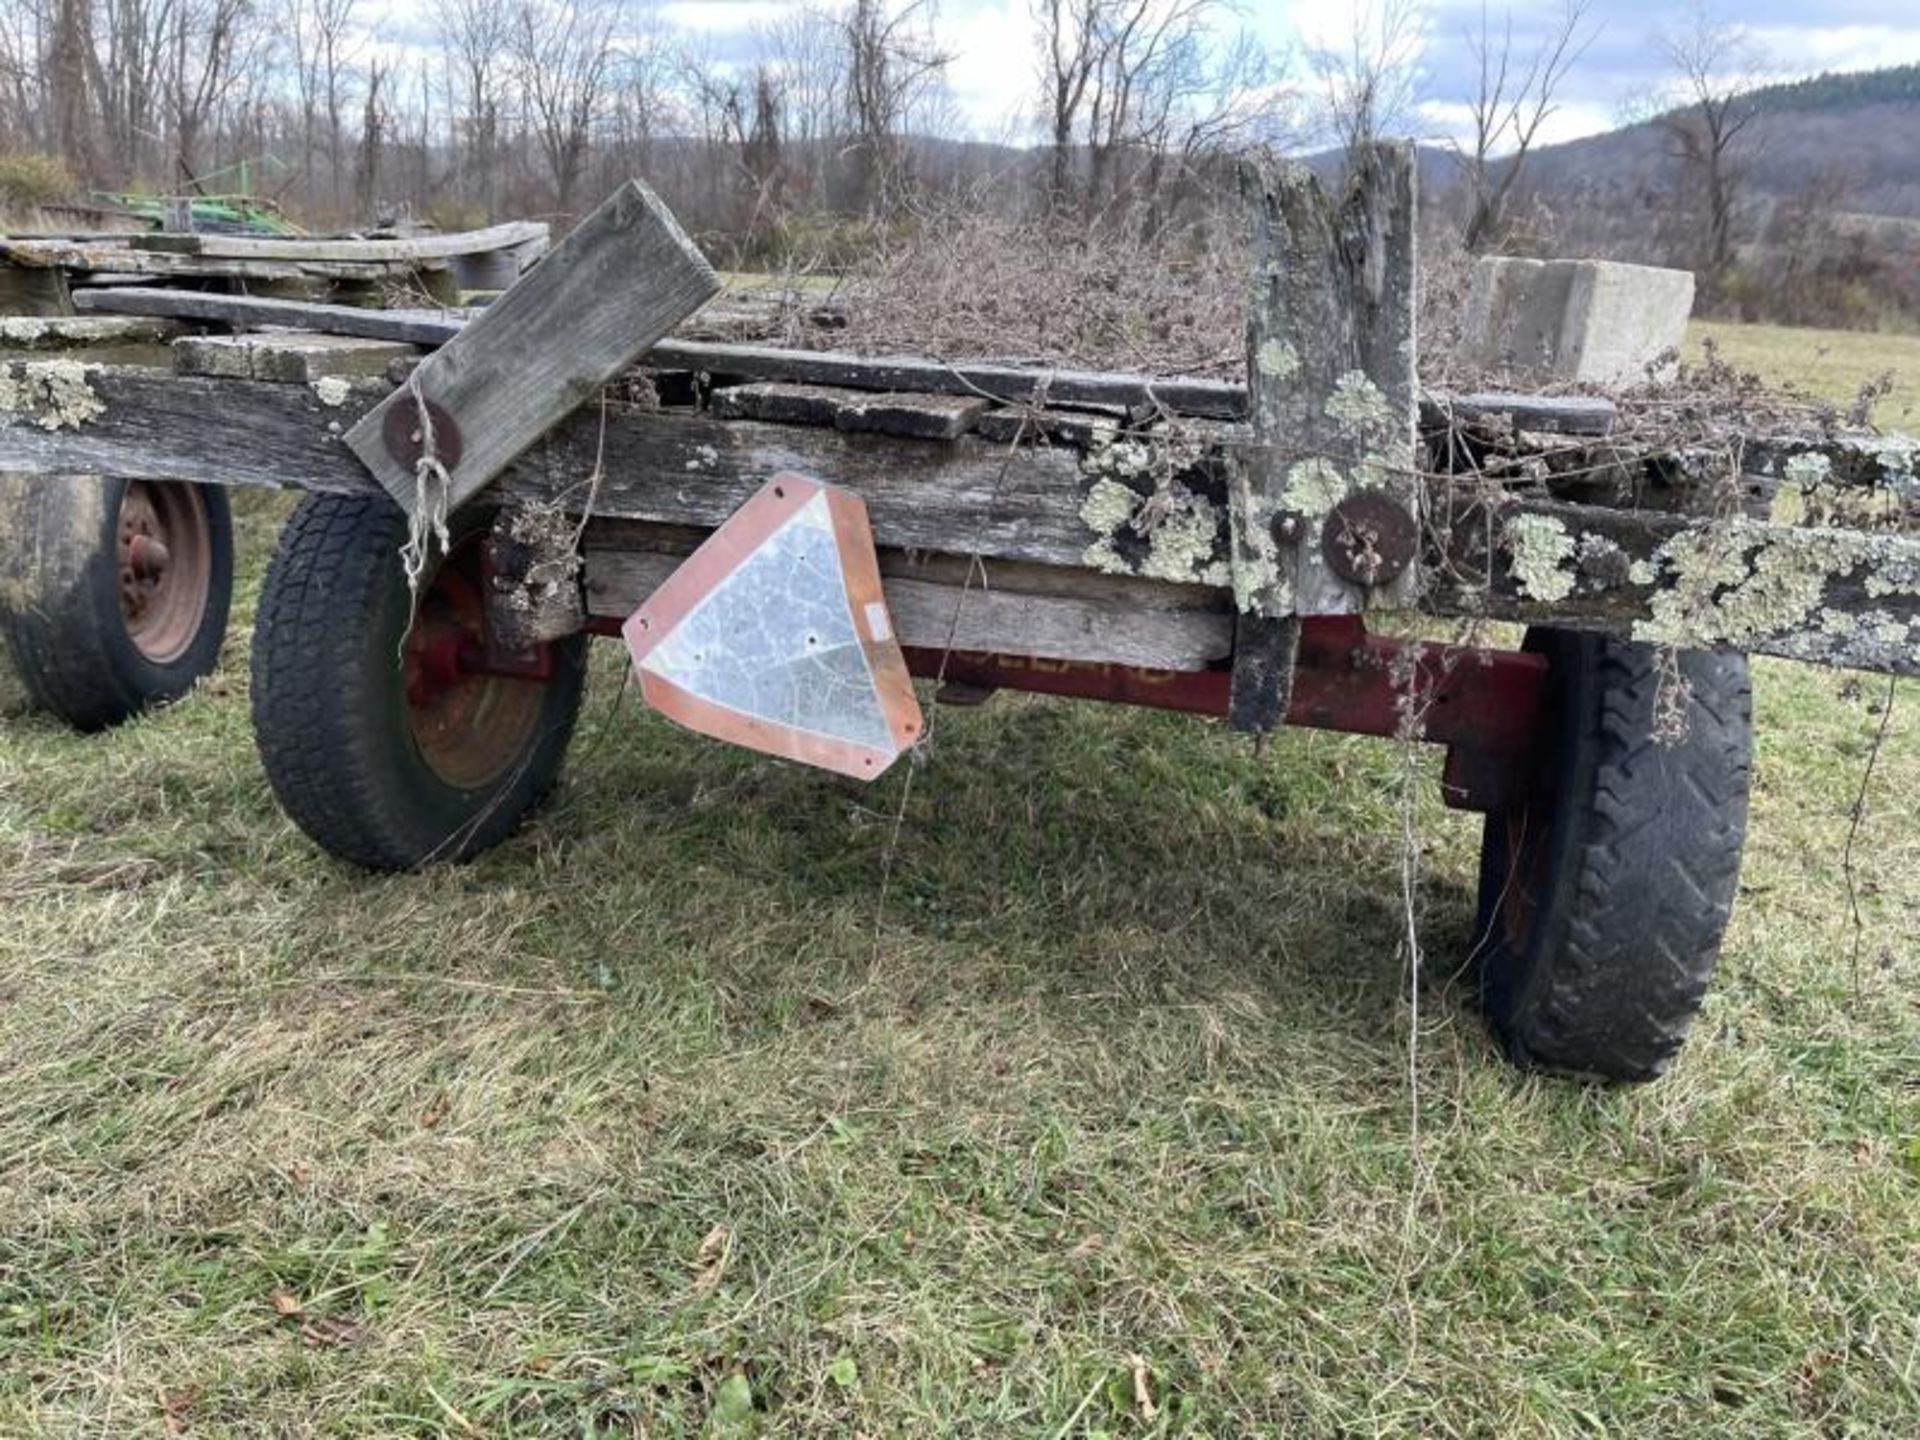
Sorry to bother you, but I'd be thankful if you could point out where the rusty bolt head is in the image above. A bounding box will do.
[1321,490,1417,588]
[383,395,464,474]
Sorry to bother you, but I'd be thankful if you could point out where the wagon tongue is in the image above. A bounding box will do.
[622,473,923,780]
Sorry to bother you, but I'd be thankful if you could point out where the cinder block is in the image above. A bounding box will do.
[1463,257,1694,386]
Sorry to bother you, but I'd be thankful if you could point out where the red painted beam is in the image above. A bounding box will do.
[901,617,1548,812]
[904,617,1545,753]
[590,612,1546,811]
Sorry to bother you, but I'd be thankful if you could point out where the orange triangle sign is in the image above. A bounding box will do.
[623,473,923,779]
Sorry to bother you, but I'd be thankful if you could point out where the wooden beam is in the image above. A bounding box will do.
[4,237,438,284]
[132,221,550,263]
[711,381,988,439]
[3,362,1915,676]
[0,368,1120,569]
[583,526,1231,669]
[173,332,420,384]
[1428,496,1920,676]
[1,316,183,348]
[74,288,467,344]
[344,180,718,516]
[650,339,1248,419]
[1236,143,1420,621]
[68,285,1632,440]
[71,287,1248,418]
[1434,392,1615,436]
[0,366,383,491]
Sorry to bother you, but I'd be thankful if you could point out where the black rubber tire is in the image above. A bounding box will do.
[250,493,588,870]
[1473,629,1753,1082]
[0,474,233,730]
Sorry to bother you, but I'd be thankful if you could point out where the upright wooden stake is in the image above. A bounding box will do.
[1230,144,1420,731]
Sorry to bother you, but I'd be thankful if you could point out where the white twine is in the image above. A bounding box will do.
[400,368,453,606]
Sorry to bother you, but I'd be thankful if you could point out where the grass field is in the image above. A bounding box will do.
[1689,319,1920,428]
[2,326,1917,1436]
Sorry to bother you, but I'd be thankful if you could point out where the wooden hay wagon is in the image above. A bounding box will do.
[2,147,1915,1083]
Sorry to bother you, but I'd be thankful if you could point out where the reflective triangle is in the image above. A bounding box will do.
[623,473,923,779]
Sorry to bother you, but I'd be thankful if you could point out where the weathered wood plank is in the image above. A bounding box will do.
[709,382,851,427]
[4,237,436,284]
[4,362,1915,675]
[651,340,1248,420]
[133,221,549,264]
[0,316,183,354]
[711,381,986,439]
[0,365,383,489]
[72,287,1248,417]
[1432,392,1615,436]
[74,288,469,344]
[68,285,1635,441]
[174,332,420,384]
[344,180,719,516]
[975,406,1125,447]
[584,531,1231,668]
[1236,143,1420,621]
[0,367,1118,569]
[1429,496,1920,674]
[834,390,986,439]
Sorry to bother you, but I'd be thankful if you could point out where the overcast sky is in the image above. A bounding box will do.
[376,0,1920,149]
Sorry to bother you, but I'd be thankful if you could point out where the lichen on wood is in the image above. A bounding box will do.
[1501,513,1578,602]
[1635,521,1920,655]
[1078,437,1231,588]
[311,375,353,407]
[0,360,106,431]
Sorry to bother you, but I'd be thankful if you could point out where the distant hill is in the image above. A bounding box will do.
[1516,63,1920,225]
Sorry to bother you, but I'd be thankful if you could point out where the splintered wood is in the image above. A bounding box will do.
[1226,143,1420,730]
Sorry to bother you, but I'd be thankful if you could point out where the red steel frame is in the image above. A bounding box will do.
[575,612,1548,813]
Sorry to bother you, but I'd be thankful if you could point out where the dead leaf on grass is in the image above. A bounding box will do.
[300,1316,366,1348]
[693,1223,732,1293]
[1128,1353,1158,1421]
[268,1289,303,1318]
[157,1385,196,1435]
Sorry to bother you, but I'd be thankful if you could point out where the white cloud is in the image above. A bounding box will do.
[1746,22,1920,75]
[941,0,1041,139]
[658,1,794,34]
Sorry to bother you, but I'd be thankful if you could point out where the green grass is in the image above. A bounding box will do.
[2,338,1919,1435]
[1689,320,1920,428]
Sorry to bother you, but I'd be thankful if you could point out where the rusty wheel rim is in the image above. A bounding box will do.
[118,481,214,665]
[401,536,547,790]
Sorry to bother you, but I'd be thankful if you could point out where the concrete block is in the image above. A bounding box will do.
[1463,257,1694,386]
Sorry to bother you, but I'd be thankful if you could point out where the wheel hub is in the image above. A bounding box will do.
[400,536,551,790]
[117,481,214,664]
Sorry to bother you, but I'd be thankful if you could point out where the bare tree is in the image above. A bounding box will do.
[1655,4,1766,286]
[1311,0,1422,162]
[1030,1,1286,229]
[754,5,842,208]
[838,0,951,217]
[165,0,264,185]
[432,0,512,218]
[1034,0,1101,209]
[512,0,618,215]
[1457,0,1595,253]
[287,0,363,219]
[353,55,388,217]
[50,0,96,176]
